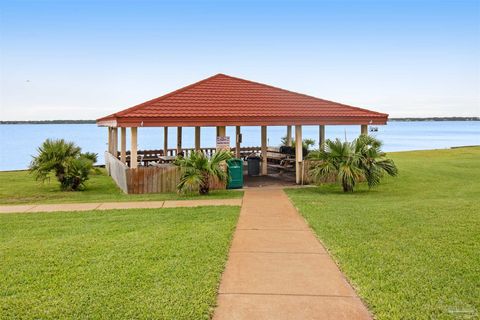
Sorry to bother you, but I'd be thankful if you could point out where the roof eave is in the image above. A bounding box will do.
[99,115,388,127]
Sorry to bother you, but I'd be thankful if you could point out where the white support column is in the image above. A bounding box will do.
[176,127,182,155]
[217,126,226,137]
[235,126,241,158]
[111,127,118,156]
[295,125,303,184]
[361,124,368,135]
[120,127,126,164]
[319,125,325,150]
[107,127,112,154]
[163,127,168,156]
[195,126,201,152]
[286,125,292,146]
[130,127,138,169]
[261,126,268,175]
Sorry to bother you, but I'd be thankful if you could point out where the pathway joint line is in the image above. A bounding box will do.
[217,292,359,299]
[230,251,327,255]
[26,205,38,212]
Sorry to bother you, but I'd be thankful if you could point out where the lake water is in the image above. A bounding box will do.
[0,121,478,171]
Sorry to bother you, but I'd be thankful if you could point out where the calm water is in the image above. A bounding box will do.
[0,121,478,171]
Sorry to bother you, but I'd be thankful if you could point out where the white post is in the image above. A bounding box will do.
[319,125,325,150]
[177,127,182,155]
[361,124,368,135]
[163,127,168,156]
[131,127,138,169]
[261,126,268,175]
[217,126,226,137]
[295,125,303,184]
[235,126,241,158]
[286,125,292,146]
[112,127,118,156]
[195,126,201,152]
[120,127,126,163]
[107,127,112,154]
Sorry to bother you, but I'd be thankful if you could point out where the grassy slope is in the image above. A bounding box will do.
[0,206,240,319]
[0,169,242,204]
[286,147,480,319]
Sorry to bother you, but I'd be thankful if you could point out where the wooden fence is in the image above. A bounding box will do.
[105,152,129,193]
[126,165,182,194]
[105,151,226,194]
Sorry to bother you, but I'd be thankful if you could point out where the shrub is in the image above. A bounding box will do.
[307,135,398,192]
[29,139,97,191]
[174,150,232,195]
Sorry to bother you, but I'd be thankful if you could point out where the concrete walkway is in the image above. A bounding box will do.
[0,198,242,214]
[213,188,371,320]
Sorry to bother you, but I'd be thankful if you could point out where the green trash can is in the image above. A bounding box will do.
[227,158,244,189]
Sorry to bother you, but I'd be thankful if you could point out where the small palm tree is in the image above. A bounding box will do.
[29,139,96,191]
[307,135,397,192]
[174,150,232,195]
[355,135,398,188]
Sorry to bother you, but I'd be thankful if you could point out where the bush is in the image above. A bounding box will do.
[174,150,232,195]
[307,135,398,192]
[29,139,97,191]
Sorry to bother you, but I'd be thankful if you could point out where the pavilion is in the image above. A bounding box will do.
[97,73,388,193]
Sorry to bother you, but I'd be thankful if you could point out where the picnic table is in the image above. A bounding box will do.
[269,158,296,175]
[158,155,177,163]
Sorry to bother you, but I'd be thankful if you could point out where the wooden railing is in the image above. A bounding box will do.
[117,146,263,167]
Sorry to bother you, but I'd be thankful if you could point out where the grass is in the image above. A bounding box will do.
[286,147,480,319]
[0,169,243,205]
[0,206,240,319]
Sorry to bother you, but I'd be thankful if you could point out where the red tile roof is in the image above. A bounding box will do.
[97,74,388,127]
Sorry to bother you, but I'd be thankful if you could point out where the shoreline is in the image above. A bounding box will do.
[1,145,478,172]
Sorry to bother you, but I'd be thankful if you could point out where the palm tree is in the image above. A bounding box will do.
[174,150,232,195]
[29,139,96,191]
[355,135,398,188]
[307,135,397,192]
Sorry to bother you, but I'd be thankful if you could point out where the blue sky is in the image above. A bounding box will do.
[1,0,479,120]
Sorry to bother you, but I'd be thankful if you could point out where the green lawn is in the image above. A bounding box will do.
[286,147,480,319]
[0,169,242,205]
[0,206,240,319]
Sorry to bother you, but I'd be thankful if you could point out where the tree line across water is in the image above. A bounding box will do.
[1,117,479,125]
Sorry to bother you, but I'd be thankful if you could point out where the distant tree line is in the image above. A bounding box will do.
[0,117,478,124]
[389,117,479,121]
[0,120,96,124]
